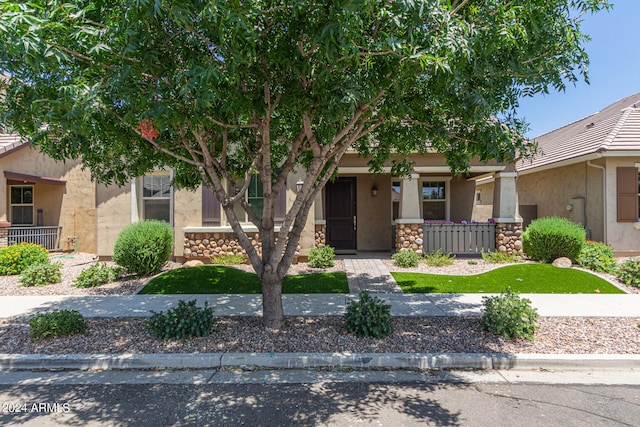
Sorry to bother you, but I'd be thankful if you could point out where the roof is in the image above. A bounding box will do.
[0,133,27,158]
[518,92,640,172]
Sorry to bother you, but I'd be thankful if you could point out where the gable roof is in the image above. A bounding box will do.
[518,92,640,173]
[0,133,27,158]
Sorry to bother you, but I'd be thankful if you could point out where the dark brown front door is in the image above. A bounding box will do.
[326,177,357,250]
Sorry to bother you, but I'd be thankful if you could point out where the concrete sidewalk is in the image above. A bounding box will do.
[3,293,640,319]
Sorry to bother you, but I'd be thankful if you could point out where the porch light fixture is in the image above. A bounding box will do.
[371,185,378,196]
[296,179,304,192]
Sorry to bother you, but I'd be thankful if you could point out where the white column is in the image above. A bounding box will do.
[398,173,422,223]
[492,172,520,222]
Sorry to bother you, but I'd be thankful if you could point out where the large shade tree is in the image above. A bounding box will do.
[0,0,609,327]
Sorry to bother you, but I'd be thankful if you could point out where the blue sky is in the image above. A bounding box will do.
[517,0,640,138]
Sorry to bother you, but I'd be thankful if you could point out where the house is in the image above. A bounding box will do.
[1,136,522,259]
[500,92,640,255]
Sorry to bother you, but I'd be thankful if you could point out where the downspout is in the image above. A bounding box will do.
[587,159,606,243]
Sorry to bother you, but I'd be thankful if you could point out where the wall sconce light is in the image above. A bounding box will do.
[566,204,574,211]
[371,185,378,196]
[296,179,304,192]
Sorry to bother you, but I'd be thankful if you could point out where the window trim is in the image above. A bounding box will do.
[140,170,173,225]
[9,185,34,226]
[419,177,451,221]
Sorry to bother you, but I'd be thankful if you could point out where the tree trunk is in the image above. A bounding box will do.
[261,270,284,329]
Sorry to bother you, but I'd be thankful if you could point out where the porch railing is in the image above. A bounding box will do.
[8,226,63,251]
[423,223,495,255]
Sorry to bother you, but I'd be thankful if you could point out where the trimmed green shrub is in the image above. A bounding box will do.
[19,262,62,287]
[577,240,616,273]
[482,287,539,341]
[74,263,121,288]
[344,290,392,339]
[391,250,421,268]
[210,253,248,265]
[113,220,173,276]
[522,217,586,263]
[481,250,521,264]
[29,310,87,340]
[0,242,49,275]
[616,258,640,288]
[424,248,455,266]
[308,245,335,268]
[146,299,216,341]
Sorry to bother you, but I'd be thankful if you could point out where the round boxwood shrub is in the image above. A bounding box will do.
[113,220,173,276]
[0,242,49,275]
[522,217,586,263]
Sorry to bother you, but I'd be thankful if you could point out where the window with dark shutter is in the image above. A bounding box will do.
[616,167,638,222]
[202,186,221,226]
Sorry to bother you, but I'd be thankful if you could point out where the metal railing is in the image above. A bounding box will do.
[423,223,495,254]
[8,226,63,251]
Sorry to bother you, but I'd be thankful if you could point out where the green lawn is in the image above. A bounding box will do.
[138,265,349,294]
[392,264,625,294]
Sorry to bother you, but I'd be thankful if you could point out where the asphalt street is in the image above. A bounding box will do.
[0,369,639,426]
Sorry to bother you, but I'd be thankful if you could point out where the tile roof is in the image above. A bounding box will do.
[518,92,640,172]
[0,133,27,157]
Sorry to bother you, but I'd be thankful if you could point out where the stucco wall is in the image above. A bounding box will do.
[449,177,476,221]
[96,183,131,256]
[605,157,640,253]
[1,146,97,252]
[472,180,494,222]
[356,174,392,251]
[517,161,605,242]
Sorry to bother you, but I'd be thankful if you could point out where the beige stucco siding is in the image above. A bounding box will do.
[517,162,605,242]
[173,186,201,257]
[95,183,131,256]
[355,174,392,251]
[449,177,476,221]
[1,147,97,252]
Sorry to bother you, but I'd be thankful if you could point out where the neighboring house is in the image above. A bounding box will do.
[511,92,640,255]
[1,135,522,259]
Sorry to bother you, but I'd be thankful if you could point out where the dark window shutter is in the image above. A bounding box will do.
[202,186,221,226]
[274,185,287,225]
[616,167,638,222]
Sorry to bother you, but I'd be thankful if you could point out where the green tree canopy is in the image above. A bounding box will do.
[0,0,610,327]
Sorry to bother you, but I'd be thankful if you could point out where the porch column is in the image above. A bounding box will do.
[396,174,424,254]
[492,171,523,254]
[314,191,326,248]
[0,221,10,248]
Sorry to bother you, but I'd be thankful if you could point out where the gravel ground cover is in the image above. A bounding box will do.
[0,252,639,355]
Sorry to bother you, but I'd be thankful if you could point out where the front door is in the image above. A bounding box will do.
[326,177,357,250]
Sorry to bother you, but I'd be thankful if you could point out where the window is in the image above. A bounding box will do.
[421,181,446,220]
[391,180,401,221]
[10,185,34,225]
[224,174,286,225]
[616,167,639,222]
[142,173,171,223]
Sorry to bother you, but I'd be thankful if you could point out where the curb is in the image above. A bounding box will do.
[1,353,639,371]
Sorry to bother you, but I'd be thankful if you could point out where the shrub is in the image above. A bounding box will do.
[481,250,521,264]
[113,220,173,276]
[210,253,247,265]
[391,250,421,268]
[74,263,121,288]
[481,287,539,341]
[146,299,216,341]
[424,248,455,266]
[308,245,335,268]
[576,240,616,273]
[19,262,62,287]
[0,242,49,275]
[29,310,87,340]
[616,258,640,288]
[522,217,585,263]
[344,290,392,339]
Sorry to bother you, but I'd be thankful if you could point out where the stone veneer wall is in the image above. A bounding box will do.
[0,222,9,248]
[495,222,523,255]
[395,223,424,254]
[315,224,326,247]
[184,231,300,259]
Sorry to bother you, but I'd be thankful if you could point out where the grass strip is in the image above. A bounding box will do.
[392,264,624,294]
[139,265,348,294]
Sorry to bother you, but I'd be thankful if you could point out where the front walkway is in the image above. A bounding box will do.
[342,258,402,294]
